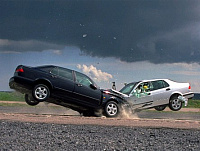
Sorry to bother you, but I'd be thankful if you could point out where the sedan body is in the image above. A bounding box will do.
[117,79,194,111]
[9,65,125,117]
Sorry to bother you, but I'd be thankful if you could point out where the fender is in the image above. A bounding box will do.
[170,91,183,97]
[34,77,53,89]
[102,92,126,107]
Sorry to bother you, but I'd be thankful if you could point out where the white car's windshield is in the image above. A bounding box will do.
[119,82,138,95]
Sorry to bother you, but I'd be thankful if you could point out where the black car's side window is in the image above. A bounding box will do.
[51,67,58,75]
[75,72,93,87]
[151,80,169,91]
[58,68,73,81]
[38,66,54,73]
[50,67,73,81]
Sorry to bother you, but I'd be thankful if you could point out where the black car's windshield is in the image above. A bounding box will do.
[119,82,138,95]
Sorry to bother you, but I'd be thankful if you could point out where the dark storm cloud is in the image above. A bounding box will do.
[1,0,200,64]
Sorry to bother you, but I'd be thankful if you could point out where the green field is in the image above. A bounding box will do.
[0,91,24,102]
[186,99,200,108]
[0,91,200,108]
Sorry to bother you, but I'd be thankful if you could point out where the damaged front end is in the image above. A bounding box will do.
[102,89,133,112]
[178,96,188,107]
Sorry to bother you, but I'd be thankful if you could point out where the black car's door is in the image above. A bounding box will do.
[73,71,102,107]
[49,67,75,99]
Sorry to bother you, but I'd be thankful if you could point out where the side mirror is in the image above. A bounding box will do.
[90,84,97,90]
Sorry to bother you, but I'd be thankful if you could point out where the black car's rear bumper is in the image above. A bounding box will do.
[9,77,32,94]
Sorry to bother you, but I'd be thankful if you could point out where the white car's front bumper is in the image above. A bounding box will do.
[178,96,188,106]
[178,92,194,106]
[183,92,194,99]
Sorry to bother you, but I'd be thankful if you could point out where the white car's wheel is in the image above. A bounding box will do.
[105,101,120,117]
[169,96,182,111]
[32,84,50,101]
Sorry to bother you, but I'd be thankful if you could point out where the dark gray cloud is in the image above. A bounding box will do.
[1,0,200,64]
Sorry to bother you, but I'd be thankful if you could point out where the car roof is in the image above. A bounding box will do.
[35,65,73,71]
[126,79,170,85]
[35,65,93,79]
[140,79,169,82]
[34,65,57,68]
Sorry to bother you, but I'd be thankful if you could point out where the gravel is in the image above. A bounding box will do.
[0,120,199,151]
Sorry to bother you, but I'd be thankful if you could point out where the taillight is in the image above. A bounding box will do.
[16,68,24,72]
[188,85,191,90]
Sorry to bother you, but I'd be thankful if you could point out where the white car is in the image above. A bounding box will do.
[117,79,194,111]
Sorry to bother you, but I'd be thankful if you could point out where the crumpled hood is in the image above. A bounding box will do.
[102,89,129,98]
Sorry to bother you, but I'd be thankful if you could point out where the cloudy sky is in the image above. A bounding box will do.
[1,0,200,92]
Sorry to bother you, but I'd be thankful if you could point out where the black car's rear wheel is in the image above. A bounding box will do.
[25,94,39,106]
[32,84,50,101]
[154,105,167,111]
[105,101,120,117]
[169,95,182,111]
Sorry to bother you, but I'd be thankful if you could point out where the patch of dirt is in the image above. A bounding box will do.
[0,101,199,129]
[0,113,199,129]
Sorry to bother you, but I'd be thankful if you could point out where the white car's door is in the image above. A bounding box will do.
[127,82,153,109]
[150,80,172,106]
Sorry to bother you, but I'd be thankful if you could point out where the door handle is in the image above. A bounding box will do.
[51,75,57,78]
[76,84,83,87]
[166,88,170,91]
[147,92,151,95]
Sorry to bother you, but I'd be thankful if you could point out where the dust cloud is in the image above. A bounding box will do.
[120,106,139,119]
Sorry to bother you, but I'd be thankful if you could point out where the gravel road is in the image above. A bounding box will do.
[0,102,199,150]
[0,113,199,151]
[0,120,200,151]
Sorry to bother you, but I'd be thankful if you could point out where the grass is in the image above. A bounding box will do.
[184,99,200,108]
[0,92,200,108]
[0,103,27,107]
[0,91,24,102]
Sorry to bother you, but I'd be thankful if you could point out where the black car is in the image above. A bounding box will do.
[9,65,126,117]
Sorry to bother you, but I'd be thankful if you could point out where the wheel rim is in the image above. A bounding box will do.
[35,86,48,100]
[171,99,181,110]
[107,103,118,116]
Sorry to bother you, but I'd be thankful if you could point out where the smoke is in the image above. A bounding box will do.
[77,64,113,82]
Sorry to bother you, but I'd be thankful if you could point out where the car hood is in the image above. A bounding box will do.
[102,89,129,98]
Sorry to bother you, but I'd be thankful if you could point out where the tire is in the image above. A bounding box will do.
[169,95,182,111]
[25,94,39,106]
[104,101,120,117]
[154,105,167,111]
[32,84,50,101]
